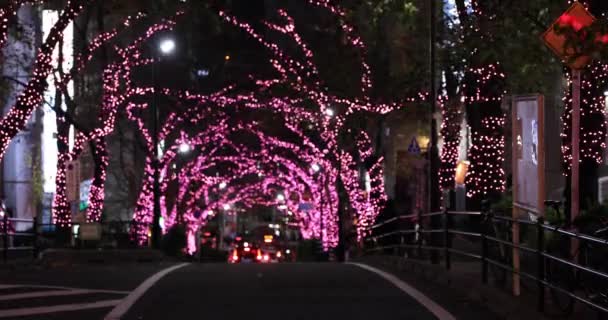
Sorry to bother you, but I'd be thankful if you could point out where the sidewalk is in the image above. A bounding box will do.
[355,255,600,320]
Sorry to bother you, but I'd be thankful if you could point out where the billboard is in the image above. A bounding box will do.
[512,95,545,216]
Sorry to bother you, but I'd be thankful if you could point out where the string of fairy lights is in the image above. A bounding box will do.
[0,0,449,249]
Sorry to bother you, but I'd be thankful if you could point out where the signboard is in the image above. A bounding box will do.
[66,160,80,202]
[79,223,102,241]
[79,179,93,211]
[512,95,545,215]
[298,202,314,211]
[542,2,595,69]
[511,95,545,297]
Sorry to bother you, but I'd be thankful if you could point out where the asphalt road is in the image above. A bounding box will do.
[123,263,438,320]
[0,262,444,320]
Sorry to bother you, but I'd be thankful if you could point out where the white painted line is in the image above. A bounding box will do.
[0,284,130,295]
[0,285,21,290]
[0,299,122,318]
[104,263,189,320]
[348,262,456,320]
[0,289,99,301]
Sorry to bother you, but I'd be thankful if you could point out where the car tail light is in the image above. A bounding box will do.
[244,247,251,252]
[256,249,262,261]
[263,254,270,262]
[276,251,282,258]
[232,250,238,262]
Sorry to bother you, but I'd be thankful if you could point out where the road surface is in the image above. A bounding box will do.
[0,262,458,319]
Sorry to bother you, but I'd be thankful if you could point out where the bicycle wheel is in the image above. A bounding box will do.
[546,257,576,315]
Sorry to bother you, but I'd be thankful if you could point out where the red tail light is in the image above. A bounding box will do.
[256,249,262,261]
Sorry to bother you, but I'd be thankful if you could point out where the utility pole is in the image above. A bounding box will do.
[151,58,162,249]
[428,0,441,263]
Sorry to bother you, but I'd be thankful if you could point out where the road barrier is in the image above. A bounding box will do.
[364,209,608,317]
[1,219,150,263]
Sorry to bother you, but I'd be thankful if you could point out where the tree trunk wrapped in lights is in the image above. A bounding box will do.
[463,63,507,199]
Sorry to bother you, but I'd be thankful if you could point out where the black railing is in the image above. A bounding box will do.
[0,215,37,262]
[1,219,149,263]
[364,209,608,316]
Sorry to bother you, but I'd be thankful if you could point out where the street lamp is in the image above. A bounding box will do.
[311,163,321,173]
[178,142,191,154]
[151,36,177,250]
[325,108,335,117]
[276,193,285,202]
[219,182,227,190]
[159,39,176,55]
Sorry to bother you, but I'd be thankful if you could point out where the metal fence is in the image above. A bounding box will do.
[0,215,37,262]
[0,218,148,263]
[364,209,608,316]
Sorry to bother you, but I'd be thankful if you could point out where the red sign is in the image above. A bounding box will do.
[542,2,595,69]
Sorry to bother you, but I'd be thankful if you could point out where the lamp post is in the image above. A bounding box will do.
[151,38,176,250]
[176,142,191,224]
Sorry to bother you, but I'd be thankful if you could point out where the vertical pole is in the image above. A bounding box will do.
[481,211,488,284]
[571,69,581,224]
[571,69,581,263]
[33,219,38,260]
[536,217,545,312]
[417,210,423,258]
[512,218,521,296]
[319,172,324,248]
[2,214,7,263]
[444,208,451,270]
[151,58,162,249]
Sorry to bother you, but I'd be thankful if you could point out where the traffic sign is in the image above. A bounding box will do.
[542,2,595,69]
[66,160,80,202]
[408,137,421,155]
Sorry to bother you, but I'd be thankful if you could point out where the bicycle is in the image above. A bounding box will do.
[544,200,608,317]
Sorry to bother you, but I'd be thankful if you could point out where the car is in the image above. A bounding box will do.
[229,241,262,263]
[258,244,284,263]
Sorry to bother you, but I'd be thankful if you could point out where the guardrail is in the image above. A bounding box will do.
[364,209,608,316]
[1,219,149,263]
[0,215,37,262]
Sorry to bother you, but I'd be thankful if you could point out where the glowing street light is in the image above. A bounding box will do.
[311,163,321,172]
[223,203,231,211]
[159,38,176,55]
[276,193,285,202]
[219,182,227,190]
[178,142,191,154]
[325,108,335,117]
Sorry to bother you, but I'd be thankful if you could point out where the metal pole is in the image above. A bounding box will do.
[481,211,489,284]
[2,214,7,263]
[319,173,324,247]
[428,0,441,265]
[444,208,451,270]
[536,217,545,312]
[33,219,38,260]
[571,69,581,264]
[151,57,162,249]
[571,69,581,223]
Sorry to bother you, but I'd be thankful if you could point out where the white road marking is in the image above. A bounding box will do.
[0,299,122,318]
[0,285,21,290]
[0,289,101,301]
[104,263,189,320]
[0,284,130,295]
[349,262,457,320]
